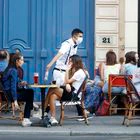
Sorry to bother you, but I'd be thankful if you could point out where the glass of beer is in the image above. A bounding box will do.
[34,72,39,84]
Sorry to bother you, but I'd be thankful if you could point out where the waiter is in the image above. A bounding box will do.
[46,28,83,86]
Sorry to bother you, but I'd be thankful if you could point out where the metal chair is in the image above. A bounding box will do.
[122,76,140,126]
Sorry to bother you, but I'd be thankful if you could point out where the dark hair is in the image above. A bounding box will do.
[8,53,23,69]
[71,28,83,36]
[119,57,124,65]
[0,50,8,60]
[106,50,117,65]
[125,51,137,65]
[69,55,83,78]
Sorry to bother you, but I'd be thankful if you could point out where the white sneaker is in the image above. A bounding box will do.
[77,116,93,122]
[33,103,39,110]
[22,118,32,127]
[32,109,42,119]
[49,117,58,126]
[32,109,48,119]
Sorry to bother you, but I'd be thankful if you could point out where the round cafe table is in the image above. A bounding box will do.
[28,84,58,121]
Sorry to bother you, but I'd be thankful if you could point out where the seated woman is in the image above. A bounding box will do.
[84,63,103,114]
[101,50,124,95]
[45,55,87,125]
[123,51,140,94]
[123,51,138,75]
[2,53,34,127]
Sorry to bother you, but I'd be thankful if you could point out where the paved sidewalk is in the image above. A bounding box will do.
[0,106,140,136]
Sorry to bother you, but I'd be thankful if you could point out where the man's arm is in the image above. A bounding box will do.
[46,52,63,71]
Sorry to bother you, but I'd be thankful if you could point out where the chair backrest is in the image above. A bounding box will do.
[109,74,132,87]
[108,74,133,108]
[125,76,140,103]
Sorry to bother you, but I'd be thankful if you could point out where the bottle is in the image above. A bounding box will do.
[44,71,49,82]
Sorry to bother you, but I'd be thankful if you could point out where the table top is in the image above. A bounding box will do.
[28,84,58,88]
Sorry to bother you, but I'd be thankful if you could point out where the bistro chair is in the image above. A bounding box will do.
[0,73,23,121]
[59,78,89,126]
[108,74,132,115]
[122,76,140,126]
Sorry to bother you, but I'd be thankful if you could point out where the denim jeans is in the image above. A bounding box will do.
[102,82,124,98]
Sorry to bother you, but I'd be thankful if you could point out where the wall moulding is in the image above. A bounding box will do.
[96,0,119,5]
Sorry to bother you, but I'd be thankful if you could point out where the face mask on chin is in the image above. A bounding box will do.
[75,37,83,45]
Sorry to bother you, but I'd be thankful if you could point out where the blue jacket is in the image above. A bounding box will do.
[2,67,18,100]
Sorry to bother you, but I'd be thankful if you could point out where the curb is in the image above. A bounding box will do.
[0,130,140,136]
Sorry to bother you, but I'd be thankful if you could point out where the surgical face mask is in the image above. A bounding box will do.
[76,37,83,45]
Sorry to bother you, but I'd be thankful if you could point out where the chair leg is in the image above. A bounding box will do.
[122,101,129,125]
[122,109,129,125]
[59,103,64,126]
[81,101,89,125]
[12,102,15,118]
[126,103,133,127]
[18,111,24,122]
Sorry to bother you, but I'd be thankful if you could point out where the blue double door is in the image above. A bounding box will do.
[0,0,95,100]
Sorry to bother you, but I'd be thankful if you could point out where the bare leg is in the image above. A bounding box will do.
[45,89,53,108]
[45,88,63,107]
[49,88,63,118]
[49,94,58,118]
[45,88,60,108]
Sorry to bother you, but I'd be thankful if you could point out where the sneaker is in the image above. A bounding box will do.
[49,117,58,126]
[44,112,48,117]
[32,109,48,120]
[22,118,32,127]
[33,103,39,111]
[32,109,42,119]
[77,114,94,122]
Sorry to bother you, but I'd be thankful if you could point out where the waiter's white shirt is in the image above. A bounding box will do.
[55,38,77,70]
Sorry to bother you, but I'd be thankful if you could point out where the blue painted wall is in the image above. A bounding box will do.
[0,0,95,100]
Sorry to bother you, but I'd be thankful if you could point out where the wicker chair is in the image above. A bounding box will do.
[0,73,23,121]
[59,79,89,126]
[122,76,140,126]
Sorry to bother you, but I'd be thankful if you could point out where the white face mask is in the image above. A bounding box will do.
[76,37,83,45]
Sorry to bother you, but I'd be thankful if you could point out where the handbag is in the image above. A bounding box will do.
[95,99,110,116]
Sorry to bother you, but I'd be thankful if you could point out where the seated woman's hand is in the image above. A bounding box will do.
[14,100,20,110]
[66,84,71,93]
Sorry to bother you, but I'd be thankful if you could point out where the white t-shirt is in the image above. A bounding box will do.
[104,64,121,82]
[55,38,77,70]
[71,69,86,98]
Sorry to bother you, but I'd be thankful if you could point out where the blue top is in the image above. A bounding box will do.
[124,63,137,75]
[2,67,18,100]
[0,60,8,72]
